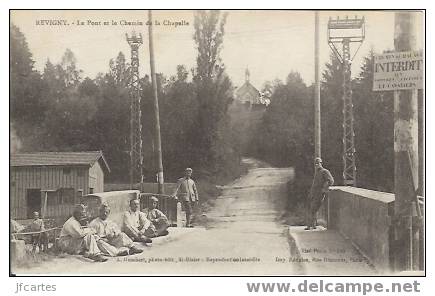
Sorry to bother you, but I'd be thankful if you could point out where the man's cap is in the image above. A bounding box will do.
[150,196,159,202]
[185,167,193,172]
[314,157,323,163]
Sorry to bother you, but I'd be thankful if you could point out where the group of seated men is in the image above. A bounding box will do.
[57,196,169,262]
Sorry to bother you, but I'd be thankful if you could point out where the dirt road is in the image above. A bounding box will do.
[14,158,298,275]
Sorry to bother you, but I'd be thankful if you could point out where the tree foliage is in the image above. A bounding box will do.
[249,52,400,195]
[10,24,46,150]
[193,11,227,81]
[191,10,238,180]
[353,52,394,192]
[320,53,345,185]
[321,51,395,192]
[10,13,241,184]
[11,19,413,192]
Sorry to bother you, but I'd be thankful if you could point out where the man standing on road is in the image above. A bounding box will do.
[172,168,199,228]
[305,157,334,230]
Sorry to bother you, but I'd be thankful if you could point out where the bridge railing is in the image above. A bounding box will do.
[318,186,424,273]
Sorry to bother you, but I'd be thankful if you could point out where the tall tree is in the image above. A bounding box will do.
[353,51,394,192]
[159,65,198,180]
[320,53,344,184]
[253,72,313,169]
[109,51,130,86]
[192,10,237,179]
[39,49,98,152]
[59,48,82,87]
[10,24,45,151]
[93,72,130,182]
[249,71,313,207]
[193,11,227,81]
[320,51,396,191]
[42,59,66,104]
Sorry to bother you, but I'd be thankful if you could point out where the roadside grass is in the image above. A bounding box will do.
[193,160,250,226]
[282,202,306,226]
[13,246,59,270]
[282,174,312,226]
[197,159,250,208]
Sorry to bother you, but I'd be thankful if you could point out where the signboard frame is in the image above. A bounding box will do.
[373,50,423,91]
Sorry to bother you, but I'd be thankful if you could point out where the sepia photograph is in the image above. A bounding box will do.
[9,9,425,276]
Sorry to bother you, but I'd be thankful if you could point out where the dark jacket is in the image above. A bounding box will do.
[309,167,334,198]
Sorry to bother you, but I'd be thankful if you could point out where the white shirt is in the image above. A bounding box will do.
[174,177,199,201]
[122,210,151,232]
[60,216,95,239]
[89,217,120,238]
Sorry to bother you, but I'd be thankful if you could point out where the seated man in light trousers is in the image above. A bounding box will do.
[147,196,169,237]
[89,203,143,256]
[122,199,155,243]
[58,204,107,262]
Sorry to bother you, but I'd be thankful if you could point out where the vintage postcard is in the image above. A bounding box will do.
[9,9,425,276]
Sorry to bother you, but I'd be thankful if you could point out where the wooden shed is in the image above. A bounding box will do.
[10,151,110,221]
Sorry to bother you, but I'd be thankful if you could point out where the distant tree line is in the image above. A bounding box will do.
[248,52,423,203]
[10,13,423,196]
[10,11,240,184]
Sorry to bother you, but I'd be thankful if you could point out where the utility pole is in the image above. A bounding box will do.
[148,10,165,194]
[393,11,419,271]
[327,16,365,186]
[126,31,144,189]
[314,11,321,159]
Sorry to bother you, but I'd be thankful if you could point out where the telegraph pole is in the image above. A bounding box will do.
[126,32,144,189]
[314,11,321,159]
[148,10,165,194]
[393,11,419,271]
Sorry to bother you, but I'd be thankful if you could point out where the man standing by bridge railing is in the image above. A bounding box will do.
[305,157,334,230]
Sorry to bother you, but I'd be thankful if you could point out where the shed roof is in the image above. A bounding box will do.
[10,151,110,173]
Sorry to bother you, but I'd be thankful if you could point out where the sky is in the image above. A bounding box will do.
[10,10,424,90]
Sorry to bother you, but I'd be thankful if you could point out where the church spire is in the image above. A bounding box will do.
[245,67,250,83]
